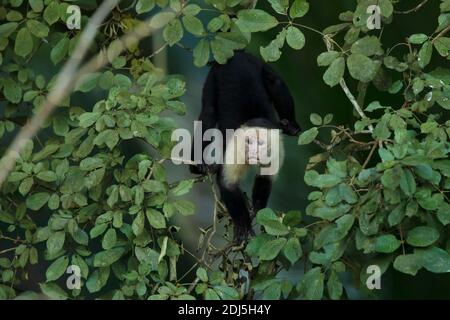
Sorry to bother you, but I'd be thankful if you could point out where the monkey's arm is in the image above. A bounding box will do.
[262,64,301,136]
[190,70,218,175]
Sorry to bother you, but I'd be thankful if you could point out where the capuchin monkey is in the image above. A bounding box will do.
[190,51,301,242]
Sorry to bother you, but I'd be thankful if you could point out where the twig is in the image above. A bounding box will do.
[324,36,374,133]
[394,0,429,14]
[432,25,450,42]
[0,3,177,188]
[0,0,120,187]
[0,247,17,255]
[362,141,378,169]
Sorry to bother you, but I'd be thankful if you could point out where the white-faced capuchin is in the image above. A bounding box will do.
[190,51,301,242]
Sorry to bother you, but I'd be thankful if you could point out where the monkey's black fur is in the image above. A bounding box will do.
[190,51,301,242]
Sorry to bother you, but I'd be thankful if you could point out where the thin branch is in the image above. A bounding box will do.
[0,247,17,255]
[394,0,429,14]
[362,141,378,169]
[432,25,450,42]
[0,3,177,188]
[0,0,121,187]
[324,36,374,133]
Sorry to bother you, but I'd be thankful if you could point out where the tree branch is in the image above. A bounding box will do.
[324,36,374,133]
[0,4,176,188]
[394,0,429,15]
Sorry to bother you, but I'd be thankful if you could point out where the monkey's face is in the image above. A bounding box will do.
[244,128,271,165]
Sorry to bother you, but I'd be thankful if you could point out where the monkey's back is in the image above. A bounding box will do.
[209,51,278,132]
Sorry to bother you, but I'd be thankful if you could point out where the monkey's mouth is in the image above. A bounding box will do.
[247,156,259,163]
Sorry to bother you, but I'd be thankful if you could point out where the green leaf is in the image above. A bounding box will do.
[78,112,100,128]
[399,168,416,196]
[408,33,428,44]
[90,223,108,239]
[86,267,110,293]
[327,270,343,300]
[136,0,155,14]
[204,288,220,300]
[416,247,450,273]
[0,22,18,38]
[46,231,65,256]
[379,0,393,17]
[406,226,440,247]
[182,15,205,36]
[29,0,44,12]
[46,256,69,282]
[163,19,183,46]
[286,26,305,50]
[236,9,278,33]
[260,37,283,62]
[8,172,28,182]
[418,41,433,68]
[196,268,208,282]
[434,37,450,57]
[39,283,68,300]
[173,200,195,215]
[317,51,340,67]
[93,247,126,267]
[213,286,239,300]
[259,238,287,260]
[436,203,450,226]
[102,228,117,250]
[298,127,318,145]
[80,157,104,171]
[375,234,401,253]
[26,192,50,210]
[48,194,60,210]
[171,179,194,196]
[36,171,57,182]
[26,20,49,38]
[297,267,324,300]
[132,211,145,236]
[93,129,119,150]
[146,208,166,229]
[283,237,302,265]
[44,1,60,25]
[393,254,422,276]
[262,282,282,300]
[142,180,166,193]
[323,57,345,87]
[3,79,22,103]
[351,36,383,56]
[183,4,201,16]
[15,28,33,57]
[51,36,69,65]
[206,17,222,33]
[347,53,379,83]
[289,0,310,18]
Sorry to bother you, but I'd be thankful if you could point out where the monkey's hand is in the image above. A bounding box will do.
[279,119,301,136]
[233,224,255,244]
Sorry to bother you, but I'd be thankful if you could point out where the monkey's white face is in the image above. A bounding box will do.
[243,128,271,165]
[223,126,284,186]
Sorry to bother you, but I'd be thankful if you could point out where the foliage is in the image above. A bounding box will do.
[0,0,449,300]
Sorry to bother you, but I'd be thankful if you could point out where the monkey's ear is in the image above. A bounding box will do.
[279,119,301,136]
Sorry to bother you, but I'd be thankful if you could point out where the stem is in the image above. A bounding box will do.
[394,0,429,14]
[432,25,450,42]
[324,36,374,133]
